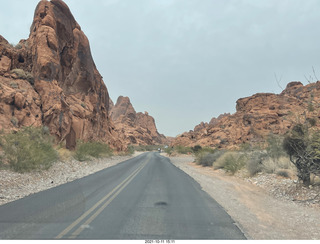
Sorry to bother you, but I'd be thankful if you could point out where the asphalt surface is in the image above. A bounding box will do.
[0,152,246,240]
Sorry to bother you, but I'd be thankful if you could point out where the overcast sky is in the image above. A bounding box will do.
[1,0,320,136]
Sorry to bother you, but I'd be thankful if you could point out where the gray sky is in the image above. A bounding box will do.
[1,0,320,136]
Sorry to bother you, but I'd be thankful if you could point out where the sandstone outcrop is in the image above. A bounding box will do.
[172,81,320,149]
[0,0,123,150]
[110,96,167,145]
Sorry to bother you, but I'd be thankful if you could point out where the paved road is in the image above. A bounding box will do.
[0,152,246,240]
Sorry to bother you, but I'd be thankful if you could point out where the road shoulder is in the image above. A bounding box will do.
[169,155,320,240]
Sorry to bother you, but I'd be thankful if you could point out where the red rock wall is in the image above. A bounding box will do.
[110,96,167,145]
[172,81,320,149]
[0,0,123,150]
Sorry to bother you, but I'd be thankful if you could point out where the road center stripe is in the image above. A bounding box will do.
[55,157,149,239]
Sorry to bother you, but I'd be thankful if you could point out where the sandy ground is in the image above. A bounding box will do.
[168,155,320,240]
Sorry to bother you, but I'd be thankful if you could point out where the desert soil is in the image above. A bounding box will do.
[169,155,320,240]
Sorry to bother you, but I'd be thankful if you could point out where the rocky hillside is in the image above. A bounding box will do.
[0,0,124,150]
[110,96,167,145]
[172,81,320,149]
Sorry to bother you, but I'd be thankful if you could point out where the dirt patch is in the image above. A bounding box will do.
[168,155,320,240]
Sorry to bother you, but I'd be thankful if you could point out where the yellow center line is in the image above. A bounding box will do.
[69,161,147,238]
[55,157,149,239]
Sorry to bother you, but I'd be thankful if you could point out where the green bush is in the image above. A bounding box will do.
[239,142,252,152]
[214,151,246,174]
[246,151,267,176]
[0,127,58,173]
[174,145,192,154]
[74,141,113,162]
[164,146,174,156]
[196,150,224,167]
[266,134,286,161]
[223,154,246,174]
[126,145,135,155]
[191,145,202,153]
[197,147,216,155]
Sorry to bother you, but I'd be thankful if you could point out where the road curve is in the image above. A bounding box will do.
[0,152,246,240]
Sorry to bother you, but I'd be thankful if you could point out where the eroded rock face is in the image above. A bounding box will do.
[110,96,167,145]
[0,0,123,150]
[172,81,320,149]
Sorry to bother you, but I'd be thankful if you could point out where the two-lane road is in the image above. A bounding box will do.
[0,152,246,240]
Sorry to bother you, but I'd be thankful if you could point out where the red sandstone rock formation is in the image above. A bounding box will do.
[0,0,123,150]
[110,96,167,145]
[172,81,320,149]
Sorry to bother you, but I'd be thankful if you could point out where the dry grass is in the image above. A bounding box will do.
[262,156,294,174]
[213,151,246,174]
[57,148,74,162]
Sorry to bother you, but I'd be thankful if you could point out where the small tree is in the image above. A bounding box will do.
[283,123,320,185]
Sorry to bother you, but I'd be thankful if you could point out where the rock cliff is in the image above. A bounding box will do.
[172,81,320,149]
[110,96,167,145]
[0,0,123,150]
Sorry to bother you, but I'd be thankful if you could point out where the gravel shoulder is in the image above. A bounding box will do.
[0,152,143,206]
[168,154,320,240]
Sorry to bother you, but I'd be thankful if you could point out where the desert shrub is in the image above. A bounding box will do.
[223,154,246,174]
[145,145,155,151]
[245,149,293,176]
[196,150,224,167]
[57,148,74,162]
[196,147,216,155]
[174,145,192,154]
[197,153,214,167]
[10,117,18,127]
[308,102,315,112]
[266,134,286,162]
[214,151,246,174]
[191,145,202,153]
[164,146,174,156]
[0,127,58,172]
[74,141,113,162]
[132,145,145,152]
[239,142,252,152]
[126,145,135,155]
[10,82,18,88]
[261,156,292,173]
[246,151,267,176]
[11,69,34,85]
[276,170,290,178]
